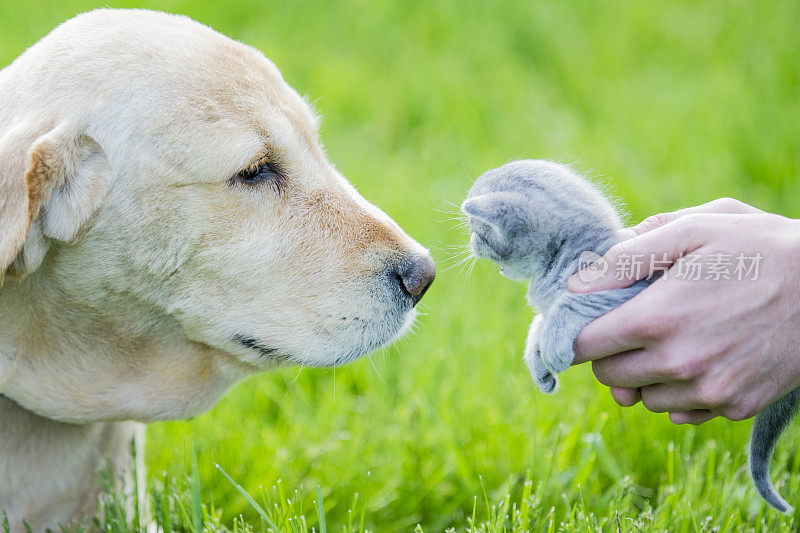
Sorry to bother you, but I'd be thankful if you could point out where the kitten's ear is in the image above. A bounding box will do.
[461,196,501,233]
[0,123,111,281]
[461,192,529,236]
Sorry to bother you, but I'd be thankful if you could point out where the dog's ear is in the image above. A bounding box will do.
[0,124,111,281]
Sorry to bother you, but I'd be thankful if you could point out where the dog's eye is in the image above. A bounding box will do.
[235,161,282,185]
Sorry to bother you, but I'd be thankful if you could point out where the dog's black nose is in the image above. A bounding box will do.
[397,254,436,305]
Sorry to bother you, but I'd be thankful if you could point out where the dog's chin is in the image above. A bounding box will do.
[230,305,417,369]
[324,306,417,367]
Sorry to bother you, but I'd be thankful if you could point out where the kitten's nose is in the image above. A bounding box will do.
[396,254,436,305]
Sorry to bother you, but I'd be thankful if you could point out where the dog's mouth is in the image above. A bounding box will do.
[233,333,293,363]
[230,277,421,368]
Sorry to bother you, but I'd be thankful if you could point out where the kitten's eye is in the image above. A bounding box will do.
[234,161,282,185]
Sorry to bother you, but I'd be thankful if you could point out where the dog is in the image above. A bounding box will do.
[0,9,435,531]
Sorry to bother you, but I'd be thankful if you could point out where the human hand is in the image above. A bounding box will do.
[568,198,800,425]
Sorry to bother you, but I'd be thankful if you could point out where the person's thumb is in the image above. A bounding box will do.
[631,197,763,237]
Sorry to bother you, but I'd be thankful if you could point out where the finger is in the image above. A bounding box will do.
[630,198,762,236]
[669,410,716,425]
[573,300,652,363]
[568,214,712,293]
[590,350,663,387]
[610,386,640,407]
[629,211,685,236]
[640,383,704,413]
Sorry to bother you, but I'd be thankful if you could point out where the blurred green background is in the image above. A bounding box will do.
[2,1,800,531]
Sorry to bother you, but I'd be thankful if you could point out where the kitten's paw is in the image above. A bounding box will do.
[538,332,575,375]
[525,343,559,394]
[535,369,558,394]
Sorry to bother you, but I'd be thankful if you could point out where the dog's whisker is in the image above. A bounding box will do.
[287,318,333,394]
[287,362,306,393]
[367,353,387,384]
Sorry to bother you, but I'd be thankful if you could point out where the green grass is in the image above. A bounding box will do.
[3,0,800,531]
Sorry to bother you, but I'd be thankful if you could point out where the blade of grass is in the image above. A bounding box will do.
[316,485,327,533]
[216,463,280,531]
[190,442,203,533]
[359,472,370,533]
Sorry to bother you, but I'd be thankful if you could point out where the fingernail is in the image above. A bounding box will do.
[616,228,637,240]
[571,251,610,291]
[568,270,597,292]
[568,273,585,290]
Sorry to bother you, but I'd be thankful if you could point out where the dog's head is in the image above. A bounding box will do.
[0,10,434,393]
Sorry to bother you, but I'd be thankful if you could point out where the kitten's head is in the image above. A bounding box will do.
[461,160,622,280]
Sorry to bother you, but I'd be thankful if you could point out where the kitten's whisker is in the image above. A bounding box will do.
[428,205,464,216]
[432,249,468,260]
[465,256,478,283]
[440,248,472,259]
[441,256,471,271]
[441,198,465,210]
[437,242,471,251]
[444,241,472,250]
[441,257,474,273]
[440,256,471,269]
[440,249,474,266]
[448,222,470,234]
[429,215,469,224]
[441,244,472,255]
[455,254,478,281]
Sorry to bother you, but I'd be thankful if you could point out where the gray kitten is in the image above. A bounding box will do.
[461,159,797,514]
[461,159,652,392]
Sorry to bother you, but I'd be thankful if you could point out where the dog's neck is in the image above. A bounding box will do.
[0,267,255,424]
[0,392,146,532]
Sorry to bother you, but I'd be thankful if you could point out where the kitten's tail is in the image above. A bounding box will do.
[750,388,800,514]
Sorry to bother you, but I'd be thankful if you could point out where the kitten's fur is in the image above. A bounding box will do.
[461,159,797,513]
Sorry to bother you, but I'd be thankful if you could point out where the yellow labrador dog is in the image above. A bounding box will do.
[0,9,435,531]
